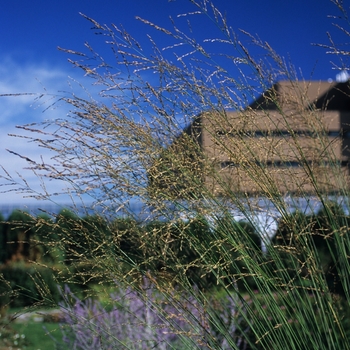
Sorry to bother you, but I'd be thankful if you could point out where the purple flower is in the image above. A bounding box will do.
[55,281,248,349]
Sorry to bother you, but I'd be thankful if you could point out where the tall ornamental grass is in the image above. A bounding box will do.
[1,1,350,349]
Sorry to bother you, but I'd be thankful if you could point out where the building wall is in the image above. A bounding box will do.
[148,81,350,198]
[196,82,350,196]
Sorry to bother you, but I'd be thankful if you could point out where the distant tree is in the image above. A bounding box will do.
[0,212,5,263]
[55,209,81,264]
[272,203,350,295]
[313,202,350,295]
[5,210,34,262]
[31,213,64,264]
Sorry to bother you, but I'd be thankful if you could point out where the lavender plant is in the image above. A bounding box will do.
[56,280,251,350]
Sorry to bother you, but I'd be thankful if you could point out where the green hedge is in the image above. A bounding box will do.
[272,201,350,295]
[0,263,60,308]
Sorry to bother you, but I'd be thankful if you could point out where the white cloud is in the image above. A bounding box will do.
[0,57,72,123]
[0,58,81,205]
[0,56,161,207]
[0,125,69,205]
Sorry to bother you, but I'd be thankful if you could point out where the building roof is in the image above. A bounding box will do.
[249,80,350,112]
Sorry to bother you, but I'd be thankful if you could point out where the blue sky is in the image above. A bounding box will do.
[0,0,349,205]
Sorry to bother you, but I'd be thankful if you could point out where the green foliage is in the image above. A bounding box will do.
[0,321,29,349]
[313,202,350,296]
[215,213,263,291]
[31,213,64,264]
[11,322,60,350]
[148,128,204,200]
[0,211,6,263]
[55,209,82,264]
[272,202,350,296]
[0,262,60,308]
[5,210,35,262]
[0,274,12,310]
